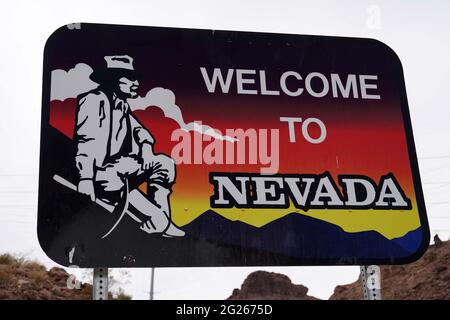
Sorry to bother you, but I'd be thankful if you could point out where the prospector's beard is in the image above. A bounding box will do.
[129,90,138,98]
[116,87,138,100]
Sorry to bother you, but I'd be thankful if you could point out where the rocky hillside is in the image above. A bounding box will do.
[0,254,130,300]
[331,238,450,300]
[228,239,449,300]
[228,270,318,300]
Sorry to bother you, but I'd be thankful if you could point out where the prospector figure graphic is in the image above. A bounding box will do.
[72,55,185,238]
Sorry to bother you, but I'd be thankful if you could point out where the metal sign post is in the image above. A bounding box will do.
[93,268,109,300]
[360,265,382,300]
[150,268,155,300]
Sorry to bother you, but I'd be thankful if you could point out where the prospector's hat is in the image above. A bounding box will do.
[90,55,141,84]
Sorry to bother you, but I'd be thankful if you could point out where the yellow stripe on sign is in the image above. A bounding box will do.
[171,196,421,240]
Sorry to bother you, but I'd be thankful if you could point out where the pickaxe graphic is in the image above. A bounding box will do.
[52,174,143,239]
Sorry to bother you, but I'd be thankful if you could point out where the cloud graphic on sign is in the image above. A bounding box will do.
[50,63,236,142]
[51,63,98,101]
[129,88,237,142]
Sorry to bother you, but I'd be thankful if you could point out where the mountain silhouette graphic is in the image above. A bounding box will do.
[183,210,419,262]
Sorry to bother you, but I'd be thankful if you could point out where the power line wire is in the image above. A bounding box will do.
[0,190,38,193]
[422,162,450,175]
[0,173,38,177]
[419,155,450,160]
[0,213,36,218]
[2,205,36,209]
[427,201,450,205]
[422,181,450,184]
[0,219,35,224]
[432,183,450,191]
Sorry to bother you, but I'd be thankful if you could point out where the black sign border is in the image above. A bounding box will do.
[38,22,430,267]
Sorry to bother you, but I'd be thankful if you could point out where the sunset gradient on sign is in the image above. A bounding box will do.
[49,88,420,240]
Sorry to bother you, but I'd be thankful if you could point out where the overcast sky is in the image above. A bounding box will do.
[0,0,449,300]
